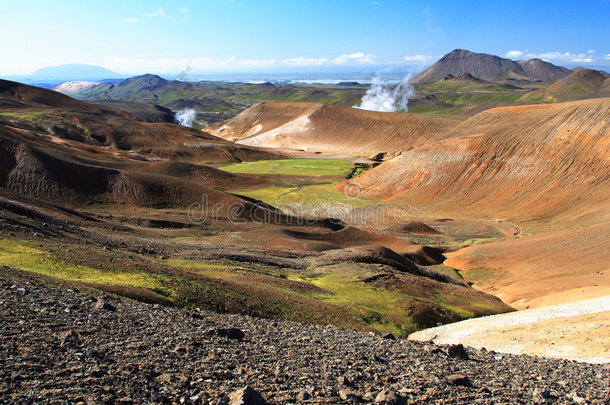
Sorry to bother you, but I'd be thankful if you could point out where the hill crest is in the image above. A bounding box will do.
[412,49,571,83]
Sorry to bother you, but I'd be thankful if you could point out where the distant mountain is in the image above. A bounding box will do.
[516,59,572,81]
[520,68,610,102]
[412,49,571,83]
[75,74,170,102]
[74,75,367,123]
[120,74,169,90]
[28,64,124,82]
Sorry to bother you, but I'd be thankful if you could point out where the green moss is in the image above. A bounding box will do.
[569,86,589,93]
[0,111,52,125]
[301,271,420,336]
[407,106,460,115]
[0,112,91,137]
[464,267,506,283]
[0,238,173,296]
[164,258,247,271]
[220,158,353,176]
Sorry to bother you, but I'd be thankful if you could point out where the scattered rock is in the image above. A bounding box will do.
[363,392,375,402]
[296,390,311,401]
[382,332,396,340]
[91,369,107,378]
[0,277,608,404]
[441,344,470,360]
[375,389,405,404]
[339,388,360,401]
[423,343,441,354]
[228,386,266,405]
[215,328,245,340]
[567,390,586,404]
[59,330,81,349]
[446,374,472,387]
[374,354,390,363]
[191,312,204,320]
[533,387,553,402]
[94,298,116,312]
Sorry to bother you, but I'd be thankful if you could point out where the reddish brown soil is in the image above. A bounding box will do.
[338,98,610,307]
[445,222,610,309]
[208,102,462,157]
[341,98,610,229]
[202,226,446,265]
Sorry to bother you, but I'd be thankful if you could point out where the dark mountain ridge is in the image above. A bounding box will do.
[412,49,571,83]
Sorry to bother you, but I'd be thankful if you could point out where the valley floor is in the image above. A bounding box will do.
[1,272,609,404]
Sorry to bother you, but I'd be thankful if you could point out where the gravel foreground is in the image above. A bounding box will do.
[1,278,608,404]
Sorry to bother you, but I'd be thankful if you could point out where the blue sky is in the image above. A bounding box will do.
[1,0,608,75]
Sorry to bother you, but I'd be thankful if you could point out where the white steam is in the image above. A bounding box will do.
[355,74,415,112]
[175,108,197,127]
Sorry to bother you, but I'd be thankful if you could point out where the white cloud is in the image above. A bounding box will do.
[179,8,190,13]
[333,52,376,64]
[143,7,165,18]
[403,54,435,63]
[506,50,596,63]
[282,57,329,66]
[605,54,610,60]
[505,50,524,59]
[237,59,277,67]
[99,51,448,74]
[123,17,140,23]
[103,56,309,72]
[531,51,593,63]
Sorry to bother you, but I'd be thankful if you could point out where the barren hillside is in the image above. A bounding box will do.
[341,98,610,228]
[209,102,462,156]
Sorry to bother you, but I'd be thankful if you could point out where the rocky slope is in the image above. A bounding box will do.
[412,49,571,83]
[1,273,608,404]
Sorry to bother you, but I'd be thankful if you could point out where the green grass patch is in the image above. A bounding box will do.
[427,264,464,282]
[164,258,289,280]
[0,111,53,125]
[164,258,248,271]
[230,182,381,216]
[220,158,353,176]
[302,271,419,336]
[459,236,500,246]
[463,267,505,283]
[234,185,296,205]
[569,86,589,93]
[0,238,172,297]
[407,106,460,115]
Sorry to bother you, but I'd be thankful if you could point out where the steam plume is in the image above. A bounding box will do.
[175,108,197,127]
[356,74,415,112]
